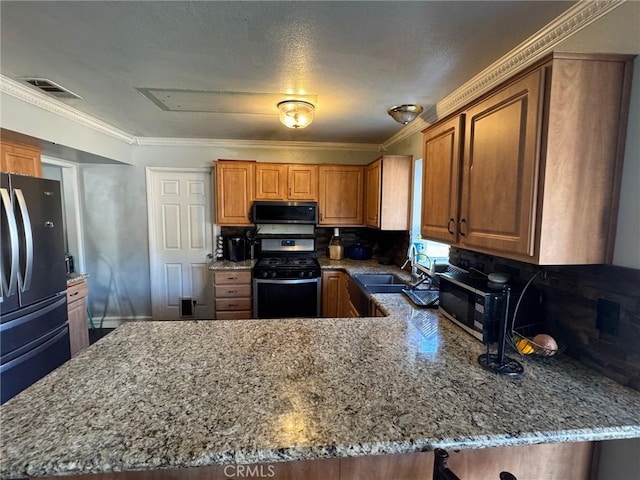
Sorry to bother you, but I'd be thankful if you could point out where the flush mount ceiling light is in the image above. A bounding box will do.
[277,100,315,129]
[387,104,424,125]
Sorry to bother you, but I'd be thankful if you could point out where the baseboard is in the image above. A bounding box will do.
[90,316,153,329]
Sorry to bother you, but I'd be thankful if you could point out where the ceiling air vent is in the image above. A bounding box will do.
[19,77,82,99]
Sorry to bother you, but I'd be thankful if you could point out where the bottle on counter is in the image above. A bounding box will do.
[329,228,344,260]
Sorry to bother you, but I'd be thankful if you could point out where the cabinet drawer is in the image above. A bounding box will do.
[215,310,252,320]
[215,297,251,311]
[213,271,252,285]
[215,284,251,298]
[67,281,88,304]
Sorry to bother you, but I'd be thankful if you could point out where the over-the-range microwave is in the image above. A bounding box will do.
[251,201,318,224]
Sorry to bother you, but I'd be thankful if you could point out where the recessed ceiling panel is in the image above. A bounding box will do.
[137,88,317,115]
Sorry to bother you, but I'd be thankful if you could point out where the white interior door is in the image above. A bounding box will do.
[147,168,214,320]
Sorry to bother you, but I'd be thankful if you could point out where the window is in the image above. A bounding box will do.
[411,158,450,269]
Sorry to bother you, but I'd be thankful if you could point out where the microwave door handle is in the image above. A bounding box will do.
[0,188,20,298]
[14,189,33,292]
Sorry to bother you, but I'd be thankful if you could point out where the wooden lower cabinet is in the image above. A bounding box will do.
[342,441,595,480]
[213,271,252,319]
[370,300,386,317]
[39,442,594,480]
[67,280,89,356]
[321,270,350,317]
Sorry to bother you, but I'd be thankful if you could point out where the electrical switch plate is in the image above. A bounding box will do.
[596,298,620,336]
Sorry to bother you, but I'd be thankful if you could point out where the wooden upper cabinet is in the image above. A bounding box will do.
[364,160,381,227]
[421,116,463,243]
[420,53,634,265]
[254,163,318,201]
[459,69,544,257]
[287,164,318,200]
[365,155,411,230]
[214,161,254,225]
[318,165,364,226]
[0,141,42,177]
[255,163,286,200]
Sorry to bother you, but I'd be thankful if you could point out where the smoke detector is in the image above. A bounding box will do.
[19,77,82,99]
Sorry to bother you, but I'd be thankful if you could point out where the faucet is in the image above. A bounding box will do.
[408,273,431,291]
[401,243,418,270]
[401,244,431,283]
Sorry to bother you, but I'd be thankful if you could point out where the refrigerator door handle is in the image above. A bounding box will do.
[14,189,34,292]
[0,187,20,299]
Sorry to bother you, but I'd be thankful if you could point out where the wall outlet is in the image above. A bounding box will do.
[596,298,620,336]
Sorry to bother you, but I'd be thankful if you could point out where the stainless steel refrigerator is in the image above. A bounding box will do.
[1,172,70,404]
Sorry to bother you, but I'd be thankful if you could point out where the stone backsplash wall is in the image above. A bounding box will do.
[219,227,410,267]
[450,248,640,391]
[314,228,409,266]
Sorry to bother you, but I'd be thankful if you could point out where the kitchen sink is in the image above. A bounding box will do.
[352,273,409,296]
[352,274,407,285]
[348,273,410,316]
[362,284,408,294]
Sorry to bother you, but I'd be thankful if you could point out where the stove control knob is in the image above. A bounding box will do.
[270,271,277,278]
[299,271,305,278]
[261,271,268,279]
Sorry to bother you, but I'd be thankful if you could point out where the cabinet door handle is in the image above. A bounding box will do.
[319,212,323,221]
[459,218,467,236]
[289,187,292,197]
[227,290,237,294]
[447,218,456,235]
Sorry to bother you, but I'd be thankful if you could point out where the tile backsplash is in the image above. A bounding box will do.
[220,226,410,266]
[314,227,409,265]
[450,248,640,391]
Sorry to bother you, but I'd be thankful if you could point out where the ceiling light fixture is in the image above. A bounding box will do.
[387,104,424,125]
[277,100,315,129]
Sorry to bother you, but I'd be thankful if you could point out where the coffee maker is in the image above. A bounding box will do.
[225,237,249,262]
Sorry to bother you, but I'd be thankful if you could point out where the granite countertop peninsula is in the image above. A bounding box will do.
[2,261,640,478]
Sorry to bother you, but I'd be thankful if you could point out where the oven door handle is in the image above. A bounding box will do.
[254,278,319,285]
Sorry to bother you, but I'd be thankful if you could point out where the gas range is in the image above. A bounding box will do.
[252,235,322,318]
[254,235,321,279]
[254,256,321,279]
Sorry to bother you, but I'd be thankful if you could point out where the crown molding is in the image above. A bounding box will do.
[436,0,626,118]
[0,75,135,144]
[383,0,627,148]
[134,137,381,151]
[2,0,626,153]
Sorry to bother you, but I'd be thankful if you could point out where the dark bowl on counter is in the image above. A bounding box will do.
[346,244,372,260]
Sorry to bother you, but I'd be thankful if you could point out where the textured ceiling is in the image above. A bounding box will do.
[0,1,577,144]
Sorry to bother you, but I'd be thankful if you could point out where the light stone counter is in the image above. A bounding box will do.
[2,265,640,478]
[208,259,255,270]
[66,272,89,286]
